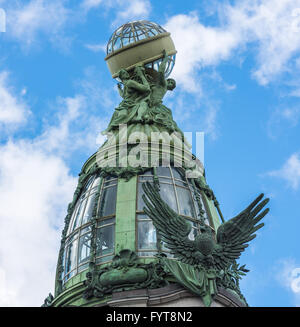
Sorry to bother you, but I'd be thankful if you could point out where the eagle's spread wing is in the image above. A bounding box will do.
[142,182,197,264]
[213,193,270,270]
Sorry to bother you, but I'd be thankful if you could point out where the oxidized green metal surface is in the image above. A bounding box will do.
[103,50,180,136]
[46,20,270,308]
[115,176,137,252]
[141,182,269,305]
[82,250,168,300]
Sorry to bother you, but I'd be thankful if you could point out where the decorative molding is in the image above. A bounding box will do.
[83,250,169,300]
[41,293,54,307]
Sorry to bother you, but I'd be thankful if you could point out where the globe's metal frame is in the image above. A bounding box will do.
[106,20,167,55]
[105,20,177,79]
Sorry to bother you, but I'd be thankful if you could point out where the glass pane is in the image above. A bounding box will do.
[107,42,112,54]
[104,176,115,182]
[174,179,188,187]
[160,243,174,258]
[65,237,78,274]
[137,181,153,212]
[137,213,149,221]
[176,187,196,217]
[72,198,87,231]
[138,221,157,250]
[92,176,101,189]
[156,167,171,177]
[96,255,114,264]
[190,187,209,221]
[123,37,129,46]
[143,169,153,175]
[188,227,198,241]
[78,232,91,264]
[160,183,178,212]
[98,218,115,227]
[96,225,115,256]
[158,177,173,184]
[82,192,97,225]
[172,167,185,181]
[82,176,94,194]
[80,225,92,235]
[114,37,122,50]
[104,180,117,186]
[139,176,153,182]
[139,33,147,40]
[65,270,75,282]
[78,263,89,273]
[186,220,198,240]
[138,178,177,213]
[138,251,157,257]
[100,186,117,217]
[161,240,169,251]
[200,196,208,221]
[68,204,79,234]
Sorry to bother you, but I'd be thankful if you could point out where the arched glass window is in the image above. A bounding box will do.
[62,174,117,284]
[136,166,212,257]
[95,177,117,264]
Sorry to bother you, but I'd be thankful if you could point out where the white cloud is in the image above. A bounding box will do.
[84,43,106,53]
[0,91,108,306]
[275,258,300,306]
[35,96,84,155]
[164,0,300,91]
[267,153,300,189]
[4,0,71,48]
[0,268,17,306]
[0,70,111,305]
[290,88,300,97]
[45,100,108,157]
[35,88,111,158]
[0,140,76,306]
[0,71,30,126]
[267,107,300,139]
[203,103,219,141]
[81,0,103,11]
[225,0,300,85]
[281,108,300,125]
[165,13,239,92]
[81,0,151,26]
[111,0,151,26]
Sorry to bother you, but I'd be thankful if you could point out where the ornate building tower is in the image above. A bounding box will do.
[44,20,269,308]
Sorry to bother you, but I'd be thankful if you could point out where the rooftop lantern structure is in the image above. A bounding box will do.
[45,20,270,308]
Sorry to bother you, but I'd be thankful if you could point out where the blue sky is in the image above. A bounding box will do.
[0,0,300,307]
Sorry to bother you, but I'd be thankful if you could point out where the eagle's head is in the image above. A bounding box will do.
[194,225,215,256]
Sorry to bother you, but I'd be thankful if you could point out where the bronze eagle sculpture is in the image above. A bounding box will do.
[142,182,270,270]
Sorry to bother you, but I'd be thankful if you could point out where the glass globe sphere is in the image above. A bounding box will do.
[106,20,167,54]
[106,20,176,78]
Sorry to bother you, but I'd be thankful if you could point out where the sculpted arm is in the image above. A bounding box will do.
[117,83,124,98]
[126,66,150,93]
[158,50,168,86]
